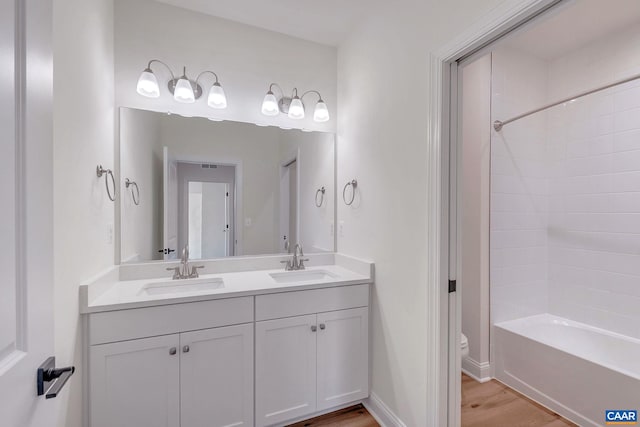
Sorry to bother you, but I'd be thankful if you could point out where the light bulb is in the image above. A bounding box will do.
[173,77,195,103]
[262,91,280,116]
[207,82,227,109]
[288,96,305,120]
[136,68,160,98]
[313,100,330,122]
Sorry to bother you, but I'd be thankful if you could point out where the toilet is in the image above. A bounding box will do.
[461,333,469,359]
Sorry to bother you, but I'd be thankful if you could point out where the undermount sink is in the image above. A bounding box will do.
[269,270,339,284]
[139,277,225,296]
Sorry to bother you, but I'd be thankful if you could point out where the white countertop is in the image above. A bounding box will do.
[81,254,374,313]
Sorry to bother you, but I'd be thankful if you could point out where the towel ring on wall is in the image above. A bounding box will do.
[125,178,140,206]
[342,179,358,206]
[315,187,325,207]
[96,165,116,202]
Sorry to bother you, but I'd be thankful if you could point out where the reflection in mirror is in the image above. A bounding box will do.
[119,108,335,263]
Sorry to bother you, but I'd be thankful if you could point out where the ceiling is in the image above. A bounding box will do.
[153,0,377,46]
[502,0,640,60]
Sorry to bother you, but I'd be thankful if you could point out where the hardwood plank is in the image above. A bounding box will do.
[462,374,576,427]
[287,404,380,427]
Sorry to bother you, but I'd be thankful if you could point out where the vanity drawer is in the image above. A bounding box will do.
[255,284,369,321]
[89,297,254,345]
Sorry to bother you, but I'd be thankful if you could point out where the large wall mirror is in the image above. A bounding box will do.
[118,108,336,263]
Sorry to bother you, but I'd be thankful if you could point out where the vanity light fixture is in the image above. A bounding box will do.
[261,83,330,122]
[136,60,227,109]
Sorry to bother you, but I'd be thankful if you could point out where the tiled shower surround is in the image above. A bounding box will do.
[490,26,640,340]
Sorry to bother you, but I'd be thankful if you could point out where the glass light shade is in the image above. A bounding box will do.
[288,96,305,120]
[313,100,330,122]
[207,82,227,109]
[173,77,195,103]
[136,69,160,98]
[261,92,280,116]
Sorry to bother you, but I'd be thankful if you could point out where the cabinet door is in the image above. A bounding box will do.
[255,314,317,427]
[317,307,369,411]
[90,334,180,427]
[180,323,254,427]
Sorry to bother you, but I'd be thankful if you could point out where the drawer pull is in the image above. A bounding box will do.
[169,347,177,356]
[319,323,326,330]
[183,345,190,353]
[311,325,317,332]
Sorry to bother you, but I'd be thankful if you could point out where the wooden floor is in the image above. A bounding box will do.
[287,404,379,427]
[462,374,576,427]
[285,375,576,427]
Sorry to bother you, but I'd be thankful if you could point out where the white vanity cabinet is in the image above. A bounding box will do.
[86,280,371,427]
[88,297,255,427]
[90,334,181,427]
[180,324,254,427]
[255,315,318,426]
[254,286,370,427]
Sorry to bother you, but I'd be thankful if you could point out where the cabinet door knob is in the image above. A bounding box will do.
[311,325,317,332]
[169,347,177,355]
[319,323,326,330]
[183,345,190,353]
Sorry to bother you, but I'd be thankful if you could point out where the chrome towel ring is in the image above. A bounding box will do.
[315,186,325,207]
[342,179,357,206]
[96,165,116,202]
[125,178,140,206]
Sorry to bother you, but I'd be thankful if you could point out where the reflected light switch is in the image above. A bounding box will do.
[245,218,252,227]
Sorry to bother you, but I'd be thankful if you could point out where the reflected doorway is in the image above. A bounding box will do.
[176,161,235,259]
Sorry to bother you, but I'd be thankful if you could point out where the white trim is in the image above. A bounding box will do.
[427,1,562,426]
[461,357,492,383]
[363,393,407,427]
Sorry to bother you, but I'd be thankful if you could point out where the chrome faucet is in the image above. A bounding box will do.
[280,244,309,271]
[166,245,205,279]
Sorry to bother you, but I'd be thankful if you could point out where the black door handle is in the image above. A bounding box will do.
[158,248,176,254]
[37,357,75,399]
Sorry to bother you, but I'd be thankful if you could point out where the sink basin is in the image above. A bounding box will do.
[269,270,338,284]
[138,277,225,296]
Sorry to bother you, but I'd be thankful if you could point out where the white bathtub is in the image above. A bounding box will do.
[494,314,640,427]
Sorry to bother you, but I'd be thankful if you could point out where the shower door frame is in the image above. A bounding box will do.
[429,0,566,425]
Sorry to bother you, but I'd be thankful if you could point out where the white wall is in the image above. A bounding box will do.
[114,0,337,132]
[52,1,114,427]
[546,24,640,339]
[490,47,549,325]
[460,54,491,377]
[336,0,505,424]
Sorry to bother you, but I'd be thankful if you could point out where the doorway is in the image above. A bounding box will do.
[176,162,236,259]
[443,0,640,425]
[280,157,299,253]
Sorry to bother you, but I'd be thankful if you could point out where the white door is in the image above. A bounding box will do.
[180,324,253,427]
[316,308,369,410]
[187,181,229,259]
[0,0,56,426]
[163,146,179,259]
[255,314,317,427]
[89,334,180,427]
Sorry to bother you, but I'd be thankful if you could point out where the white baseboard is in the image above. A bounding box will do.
[363,392,407,427]
[462,357,492,383]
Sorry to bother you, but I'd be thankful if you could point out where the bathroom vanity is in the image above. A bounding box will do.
[80,254,373,427]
